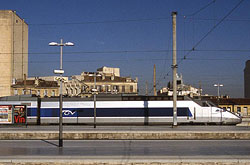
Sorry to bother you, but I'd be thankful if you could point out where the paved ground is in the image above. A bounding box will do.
[0,125,250,132]
[1,140,250,157]
[1,126,250,164]
[0,140,250,164]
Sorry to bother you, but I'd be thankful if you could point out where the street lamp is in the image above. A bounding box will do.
[214,83,223,124]
[88,73,102,128]
[214,83,223,100]
[49,39,74,147]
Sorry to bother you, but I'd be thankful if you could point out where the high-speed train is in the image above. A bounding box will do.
[0,95,241,125]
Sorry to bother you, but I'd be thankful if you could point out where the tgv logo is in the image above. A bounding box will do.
[62,110,76,116]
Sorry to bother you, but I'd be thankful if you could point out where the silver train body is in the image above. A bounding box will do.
[0,95,241,125]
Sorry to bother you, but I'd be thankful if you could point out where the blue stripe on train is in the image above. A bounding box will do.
[27,108,192,117]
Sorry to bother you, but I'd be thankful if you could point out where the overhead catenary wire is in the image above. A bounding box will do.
[147,0,245,94]
[155,0,217,94]
[161,0,245,84]
[1,48,250,56]
[180,0,245,62]
[186,0,216,17]
[0,57,245,64]
[27,17,171,26]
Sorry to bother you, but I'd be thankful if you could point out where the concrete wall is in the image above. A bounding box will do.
[0,10,28,97]
[13,12,28,80]
[0,11,13,97]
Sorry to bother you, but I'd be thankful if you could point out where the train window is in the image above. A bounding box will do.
[202,102,209,107]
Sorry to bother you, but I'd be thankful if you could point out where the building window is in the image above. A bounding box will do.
[52,90,55,96]
[37,90,40,96]
[130,85,133,93]
[102,85,105,92]
[237,107,241,113]
[44,90,48,97]
[113,85,119,92]
[97,85,101,92]
[14,89,18,95]
[22,89,25,95]
[75,88,79,95]
[243,107,248,115]
[122,86,125,93]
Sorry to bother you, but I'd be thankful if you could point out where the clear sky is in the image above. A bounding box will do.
[1,0,250,97]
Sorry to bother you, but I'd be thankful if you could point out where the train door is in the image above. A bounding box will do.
[201,101,211,123]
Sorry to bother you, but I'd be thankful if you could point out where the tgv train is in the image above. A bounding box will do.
[0,95,241,125]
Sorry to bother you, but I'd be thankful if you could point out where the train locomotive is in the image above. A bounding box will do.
[0,95,241,125]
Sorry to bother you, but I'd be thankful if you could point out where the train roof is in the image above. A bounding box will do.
[0,95,215,107]
[0,94,189,102]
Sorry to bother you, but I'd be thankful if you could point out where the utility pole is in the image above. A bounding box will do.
[153,64,156,96]
[172,12,178,127]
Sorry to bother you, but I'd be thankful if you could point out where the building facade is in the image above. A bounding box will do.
[210,98,250,117]
[0,10,28,97]
[64,67,138,97]
[158,74,202,97]
[97,66,120,77]
[244,60,250,98]
[11,78,59,98]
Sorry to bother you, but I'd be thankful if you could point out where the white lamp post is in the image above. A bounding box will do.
[49,39,74,147]
[214,83,223,99]
[88,73,102,128]
[214,83,223,124]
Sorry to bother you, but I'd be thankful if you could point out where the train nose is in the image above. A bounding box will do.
[237,116,242,124]
[224,114,242,125]
[231,115,242,124]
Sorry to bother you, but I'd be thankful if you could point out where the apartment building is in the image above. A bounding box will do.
[0,10,28,97]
